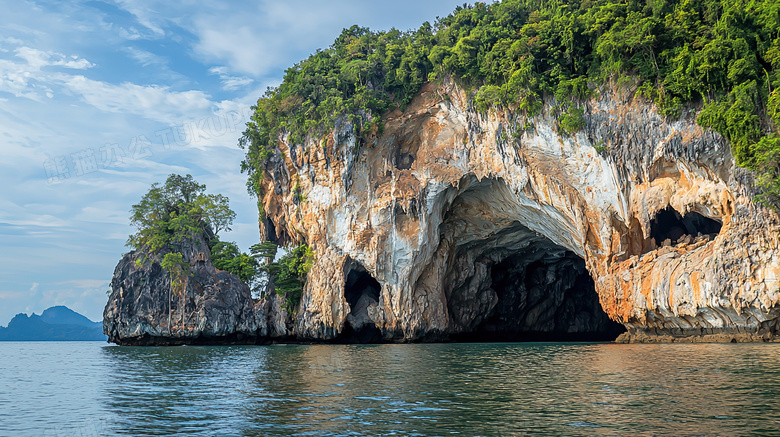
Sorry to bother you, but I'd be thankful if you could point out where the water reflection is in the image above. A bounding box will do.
[97,342,780,436]
[101,345,262,435]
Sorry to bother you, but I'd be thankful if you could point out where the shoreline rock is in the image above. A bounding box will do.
[616,329,780,344]
[103,235,288,346]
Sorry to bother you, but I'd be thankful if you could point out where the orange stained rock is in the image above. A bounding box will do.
[609,228,621,259]
[691,271,702,303]
[667,255,686,310]
[640,262,655,310]
[585,221,604,254]
[392,171,422,199]
[677,167,690,188]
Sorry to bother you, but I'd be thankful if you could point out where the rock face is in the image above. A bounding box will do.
[103,235,287,345]
[257,77,780,343]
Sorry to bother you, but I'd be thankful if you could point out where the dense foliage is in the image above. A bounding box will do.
[128,174,237,291]
[240,0,780,204]
[127,174,235,253]
[211,241,259,284]
[212,240,313,312]
[261,244,314,313]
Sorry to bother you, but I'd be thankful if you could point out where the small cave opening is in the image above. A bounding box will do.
[649,207,722,247]
[339,262,383,344]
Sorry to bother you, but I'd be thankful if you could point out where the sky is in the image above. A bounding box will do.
[0,0,469,325]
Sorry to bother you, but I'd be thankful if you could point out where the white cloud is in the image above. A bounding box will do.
[123,46,165,66]
[74,206,128,226]
[0,44,219,125]
[0,291,25,300]
[112,0,166,38]
[0,65,50,101]
[221,77,253,90]
[208,66,253,91]
[61,75,214,123]
[0,199,71,228]
[1,36,23,46]
[117,26,144,40]
[14,47,94,70]
[190,2,351,76]
[0,216,69,228]
[195,24,272,76]
[0,46,91,100]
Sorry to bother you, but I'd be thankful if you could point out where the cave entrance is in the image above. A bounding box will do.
[439,177,625,342]
[340,261,382,343]
[461,250,626,342]
[650,206,722,246]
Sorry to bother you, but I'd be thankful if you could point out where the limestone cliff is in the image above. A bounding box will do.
[103,235,287,345]
[257,78,780,343]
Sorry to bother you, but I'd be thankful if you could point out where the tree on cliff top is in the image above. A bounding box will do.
[127,174,236,254]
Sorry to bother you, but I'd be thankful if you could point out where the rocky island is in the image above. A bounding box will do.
[105,0,780,344]
[103,233,288,345]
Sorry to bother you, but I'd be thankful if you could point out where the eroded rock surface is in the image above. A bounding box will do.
[258,77,780,343]
[103,235,287,345]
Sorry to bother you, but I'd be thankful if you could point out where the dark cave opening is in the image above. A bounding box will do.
[340,262,383,343]
[435,177,626,342]
[650,207,722,246]
[454,250,626,342]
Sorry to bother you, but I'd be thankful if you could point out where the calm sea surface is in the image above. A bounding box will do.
[1,341,779,436]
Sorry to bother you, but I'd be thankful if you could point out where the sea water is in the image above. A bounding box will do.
[1,341,779,436]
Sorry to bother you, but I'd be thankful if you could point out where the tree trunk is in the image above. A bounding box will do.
[180,277,186,330]
[168,287,172,335]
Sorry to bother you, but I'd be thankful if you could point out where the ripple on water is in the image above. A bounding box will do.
[2,342,780,435]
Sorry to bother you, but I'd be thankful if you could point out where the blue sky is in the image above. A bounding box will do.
[0,0,468,325]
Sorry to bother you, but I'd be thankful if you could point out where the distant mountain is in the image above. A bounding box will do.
[39,306,100,327]
[0,306,106,341]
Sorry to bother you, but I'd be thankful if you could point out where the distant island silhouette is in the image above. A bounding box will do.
[0,306,106,341]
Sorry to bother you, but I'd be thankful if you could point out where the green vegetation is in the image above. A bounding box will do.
[558,106,587,136]
[202,238,313,312]
[211,241,259,284]
[213,240,313,312]
[254,243,314,314]
[210,240,313,312]
[127,174,235,253]
[160,251,187,330]
[127,174,314,312]
[127,174,238,317]
[160,252,187,295]
[241,0,780,205]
